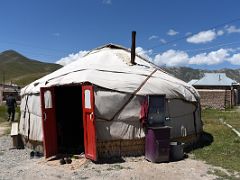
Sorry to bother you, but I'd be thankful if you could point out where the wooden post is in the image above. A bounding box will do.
[131,31,136,65]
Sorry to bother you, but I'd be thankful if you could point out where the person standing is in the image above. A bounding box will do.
[6,94,17,122]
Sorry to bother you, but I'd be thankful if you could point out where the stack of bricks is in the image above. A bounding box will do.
[198,89,235,109]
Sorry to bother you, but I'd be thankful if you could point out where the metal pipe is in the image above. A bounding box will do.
[131,31,136,65]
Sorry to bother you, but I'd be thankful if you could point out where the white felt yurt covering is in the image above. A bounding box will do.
[19,44,202,143]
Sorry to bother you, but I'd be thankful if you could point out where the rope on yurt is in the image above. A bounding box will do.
[27,107,31,142]
[23,95,31,142]
[193,104,198,137]
[23,95,29,119]
[110,68,158,121]
[22,95,29,135]
[22,95,31,142]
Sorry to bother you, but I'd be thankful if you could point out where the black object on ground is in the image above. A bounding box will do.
[30,151,43,159]
[170,142,185,161]
[30,151,35,159]
[34,151,43,158]
[65,157,72,164]
[60,158,66,165]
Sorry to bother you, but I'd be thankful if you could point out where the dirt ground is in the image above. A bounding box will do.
[0,135,227,180]
[0,122,9,136]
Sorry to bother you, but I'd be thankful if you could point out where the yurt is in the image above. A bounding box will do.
[19,44,202,160]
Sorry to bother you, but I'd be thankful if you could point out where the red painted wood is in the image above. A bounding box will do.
[40,87,58,158]
[82,85,97,161]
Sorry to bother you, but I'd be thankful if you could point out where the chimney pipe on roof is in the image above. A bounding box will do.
[131,31,136,65]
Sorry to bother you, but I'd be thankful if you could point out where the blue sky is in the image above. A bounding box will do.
[0,0,240,69]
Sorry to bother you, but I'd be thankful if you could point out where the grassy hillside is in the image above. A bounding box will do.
[0,50,62,86]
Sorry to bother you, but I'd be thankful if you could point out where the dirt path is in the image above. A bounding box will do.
[1,156,219,180]
[0,122,10,137]
[0,135,228,180]
[0,112,19,137]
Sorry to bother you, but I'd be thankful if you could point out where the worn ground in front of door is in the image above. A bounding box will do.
[0,135,236,180]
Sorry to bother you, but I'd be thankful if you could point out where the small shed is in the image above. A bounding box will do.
[188,73,240,109]
[0,83,21,104]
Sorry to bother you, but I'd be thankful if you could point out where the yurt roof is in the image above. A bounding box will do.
[21,44,199,102]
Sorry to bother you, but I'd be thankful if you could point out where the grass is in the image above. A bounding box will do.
[3,127,11,135]
[0,105,20,136]
[191,108,240,174]
[0,105,8,122]
[0,105,20,122]
[203,108,240,131]
[208,169,240,180]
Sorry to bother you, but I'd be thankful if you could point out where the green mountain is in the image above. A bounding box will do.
[0,50,62,86]
[162,67,240,83]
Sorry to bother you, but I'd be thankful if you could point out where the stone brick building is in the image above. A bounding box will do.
[188,73,240,109]
[0,84,20,105]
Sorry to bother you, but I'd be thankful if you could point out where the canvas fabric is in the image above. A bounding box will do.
[21,46,199,102]
[19,45,201,142]
[19,87,202,142]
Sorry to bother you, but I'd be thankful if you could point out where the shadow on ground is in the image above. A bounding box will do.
[185,131,214,153]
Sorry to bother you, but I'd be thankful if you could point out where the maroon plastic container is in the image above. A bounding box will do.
[145,126,171,163]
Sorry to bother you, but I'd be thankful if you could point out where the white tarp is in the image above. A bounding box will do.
[19,44,201,142]
[21,45,199,102]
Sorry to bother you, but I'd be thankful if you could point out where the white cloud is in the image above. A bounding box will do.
[136,47,152,61]
[131,47,231,67]
[154,49,189,66]
[167,29,179,36]
[225,25,240,34]
[186,30,217,44]
[102,0,112,4]
[144,47,233,68]
[56,50,89,66]
[226,48,237,53]
[160,38,166,44]
[228,53,240,65]
[217,30,224,36]
[148,35,158,40]
[153,48,231,66]
[189,49,229,65]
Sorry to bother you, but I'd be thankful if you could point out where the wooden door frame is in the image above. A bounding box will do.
[82,84,97,161]
[40,86,58,158]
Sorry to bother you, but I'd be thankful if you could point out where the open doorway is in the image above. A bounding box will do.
[55,85,84,154]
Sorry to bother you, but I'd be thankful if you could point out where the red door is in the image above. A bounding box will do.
[82,85,97,161]
[40,87,58,158]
